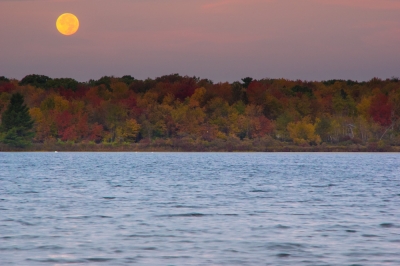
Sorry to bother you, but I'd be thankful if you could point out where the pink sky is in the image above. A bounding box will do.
[0,0,399,82]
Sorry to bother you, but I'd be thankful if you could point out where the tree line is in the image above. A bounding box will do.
[1,74,400,150]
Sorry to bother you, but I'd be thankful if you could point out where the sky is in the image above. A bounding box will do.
[1,0,400,82]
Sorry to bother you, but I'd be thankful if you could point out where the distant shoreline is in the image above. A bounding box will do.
[1,143,398,152]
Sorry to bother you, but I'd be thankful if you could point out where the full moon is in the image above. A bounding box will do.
[56,13,79,36]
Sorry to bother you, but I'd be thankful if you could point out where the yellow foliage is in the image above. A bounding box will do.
[29,107,55,141]
[97,85,112,100]
[111,82,129,99]
[53,95,69,112]
[245,104,263,117]
[29,107,43,123]
[287,117,321,145]
[138,92,158,108]
[357,96,371,119]
[102,132,113,143]
[70,100,85,114]
[162,94,175,105]
[116,119,141,143]
[171,103,205,135]
[216,131,227,140]
[189,87,206,108]
[227,110,240,135]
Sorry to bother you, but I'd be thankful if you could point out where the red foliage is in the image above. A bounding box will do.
[55,110,73,133]
[61,125,78,141]
[74,85,89,99]
[319,95,333,114]
[151,78,196,101]
[212,83,232,102]
[76,114,89,139]
[0,83,15,93]
[271,89,284,100]
[369,93,392,126]
[88,96,102,107]
[61,125,77,141]
[121,95,137,109]
[59,88,74,100]
[120,95,142,117]
[247,81,269,105]
[88,123,104,142]
[85,88,103,107]
[258,116,274,136]
[59,86,88,100]
[174,79,196,100]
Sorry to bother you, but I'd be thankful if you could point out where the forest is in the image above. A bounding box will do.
[0,74,400,151]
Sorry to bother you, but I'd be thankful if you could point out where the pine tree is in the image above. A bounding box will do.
[0,93,34,148]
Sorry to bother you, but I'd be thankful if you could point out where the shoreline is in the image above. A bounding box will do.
[1,143,399,152]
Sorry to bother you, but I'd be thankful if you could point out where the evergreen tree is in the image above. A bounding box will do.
[0,93,34,148]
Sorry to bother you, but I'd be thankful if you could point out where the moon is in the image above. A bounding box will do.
[56,13,79,36]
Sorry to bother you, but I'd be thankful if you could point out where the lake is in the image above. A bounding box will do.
[1,152,400,265]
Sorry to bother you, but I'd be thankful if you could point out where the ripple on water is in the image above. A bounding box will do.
[277,253,291,258]
[1,152,400,265]
[380,223,399,228]
[86,258,115,262]
[362,234,380,238]
[65,215,112,219]
[156,213,210,217]
[275,224,291,229]
[27,258,87,263]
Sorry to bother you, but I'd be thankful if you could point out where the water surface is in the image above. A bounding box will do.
[1,152,400,265]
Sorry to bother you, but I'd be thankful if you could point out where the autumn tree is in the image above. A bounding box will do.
[287,117,321,145]
[0,93,34,147]
[369,92,392,127]
[0,76,10,83]
[116,119,141,143]
[315,116,332,142]
[46,78,79,91]
[2,74,400,150]
[246,81,267,105]
[241,77,253,88]
[19,74,51,88]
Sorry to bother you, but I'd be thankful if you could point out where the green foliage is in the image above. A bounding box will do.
[275,112,294,140]
[390,76,399,83]
[19,74,52,88]
[1,74,400,150]
[46,78,79,91]
[129,78,157,94]
[231,82,244,103]
[0,76,9,83]
[241,77,253,88]
[88,76,113,90]
[18,74,81,90]
[233,101,246,115]
[332,91,357,116]
[315,116,332,142]
[0,93,34,147]
[120,75,135,85]
[40,97,56,111]
[323,79,359,86]
[263,94,283,119]
[156,74,183,83]
[291,85,313,97]
[340,89,348,99]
